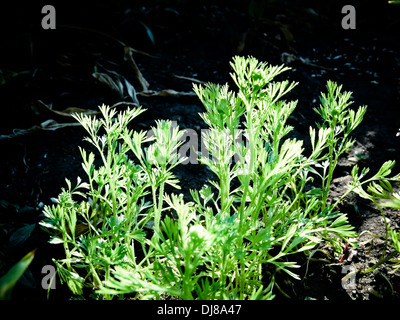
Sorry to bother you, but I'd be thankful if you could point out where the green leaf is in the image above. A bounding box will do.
[389,229,400,253]
[0,250,35,300]
[281,224,297,252]
[54,261,84,295]
[139,21,155,45]
[9,224,36,247]
[0,69,18,85]
[49,237,64,244]
[380,197,400,209]
[375,160,395,179]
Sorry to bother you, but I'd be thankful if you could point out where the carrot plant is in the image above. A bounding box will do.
[343,162,400,276]
[40,56,399,300]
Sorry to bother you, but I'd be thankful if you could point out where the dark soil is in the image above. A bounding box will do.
[1,0,400,301]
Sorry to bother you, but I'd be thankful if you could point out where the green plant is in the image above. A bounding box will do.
[41,56,398,300]
[0,250,35,300]
[347,167,400,275]
[40,105,186,297]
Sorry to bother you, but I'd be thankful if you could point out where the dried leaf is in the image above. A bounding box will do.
[0,120,81,141]
[40,119,82,131]
[94,63,140,104]
[2,100,143,141]
[123,77,140,105]
[173,74,205,84]
[280,53,332,70]
[138,89,196,97]
[93,72,124,97]
[31,100,100,122]
[110,101,141,109]
[124,46,150,92]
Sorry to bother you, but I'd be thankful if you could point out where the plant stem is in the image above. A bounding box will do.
[220,166,230,215]
[321,133,336,210]
[156,180,165,231]
[360,251,398,274]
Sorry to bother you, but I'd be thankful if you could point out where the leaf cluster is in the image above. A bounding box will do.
[40,56,400,300]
